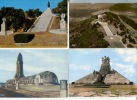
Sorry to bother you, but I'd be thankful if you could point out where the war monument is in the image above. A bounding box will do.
[7,53,59,86]
[70,56,136,97]
[73,56,133,85]
[0,53,68,97]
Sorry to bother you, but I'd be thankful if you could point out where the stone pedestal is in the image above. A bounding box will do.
[16,82,19,90]
[60,20,66,31]
[60,13,66,31]
[0,18,6,35]
[60,80,68,97]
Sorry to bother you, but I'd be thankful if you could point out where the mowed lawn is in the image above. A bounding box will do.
[0,32,67,48]
[69,84,137,95]
[5,85,60,97]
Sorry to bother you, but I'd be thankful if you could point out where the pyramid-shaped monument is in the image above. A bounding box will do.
[30,2,53,32]
[74,56,133,85]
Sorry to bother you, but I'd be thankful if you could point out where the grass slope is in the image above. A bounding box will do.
[110,3,137,13]
[70,16,109,48]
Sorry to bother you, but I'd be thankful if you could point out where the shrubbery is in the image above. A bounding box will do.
[119,15,137,31]
[127,44,134,48]
[14,34,35,43]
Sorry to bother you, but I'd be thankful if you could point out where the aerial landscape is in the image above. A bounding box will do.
[69,49,137,97]
[0,0,67,48]
[0,50,68,97]
[70,3,137,48]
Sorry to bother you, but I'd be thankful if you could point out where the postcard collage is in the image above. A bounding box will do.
[0,0,137,100]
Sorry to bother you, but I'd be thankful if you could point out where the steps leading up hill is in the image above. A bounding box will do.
[31,8,53,32]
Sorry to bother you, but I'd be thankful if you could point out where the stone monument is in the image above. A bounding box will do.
[16,81,19,90]
[1,18,6,35]
[14,53,24,80]
[60,80,68,97]
[99,56,111,77]
[73,56,133,85]
[60,13,66,31]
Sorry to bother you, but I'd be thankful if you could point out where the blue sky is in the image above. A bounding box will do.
[0,49,68,83]
[70,49,137,84]
[70,0,137,3]
[0,0,62,12]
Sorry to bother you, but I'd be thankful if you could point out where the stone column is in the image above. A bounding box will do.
[16,82,19,90]
[60,80,68,97]
[1,18,6,35]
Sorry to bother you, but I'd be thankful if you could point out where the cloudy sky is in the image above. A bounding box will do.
[0,49,68,83]
[70,0,137,3]
[70,49,137,84]
[0,0,62,12]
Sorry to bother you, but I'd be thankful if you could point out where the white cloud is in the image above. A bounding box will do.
[70,64,91,70]
[125,55,137,63]
[79,65,91,70]
[112,62,137,77]
[115,49,137,55]
[114,49,137,63]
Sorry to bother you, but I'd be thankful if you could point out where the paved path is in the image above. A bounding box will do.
[31,8,53,32]
[99,22,113,36]
[104,36,125,48]
[98,21,125,48]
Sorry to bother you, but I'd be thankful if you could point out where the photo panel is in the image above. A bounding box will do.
[69,48,137,97]
[0,49,68,98]
[69,0,137,48]
[0,0,68,48]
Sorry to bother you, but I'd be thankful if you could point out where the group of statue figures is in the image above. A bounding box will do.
[102,56,110,65]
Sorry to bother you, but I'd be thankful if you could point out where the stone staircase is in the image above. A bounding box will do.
[31,8,53,32]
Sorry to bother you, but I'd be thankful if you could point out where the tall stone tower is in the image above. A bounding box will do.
[99,56,111,77]
[15,53,24,79]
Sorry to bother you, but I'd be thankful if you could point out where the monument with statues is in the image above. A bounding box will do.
[60,13,66,31]
[0,18,13,36]
[73,56,133,85]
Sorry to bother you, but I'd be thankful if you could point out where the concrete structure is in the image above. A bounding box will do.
[16,82,19,90]
[30,2,53,32]
[6,53,59,86]
[14,53,24,80]
[60,13,66,31]
[49,13,67,34]
[1,18,6,35]
[73,56,133,85]
[97,14,113,36]
[60,80,68,97]
[98,14,107,22]
[0,18,13,36]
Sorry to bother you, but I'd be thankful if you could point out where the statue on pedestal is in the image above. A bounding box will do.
[48,1,50,8]
[60,13,66,31]
[100,56,111,76]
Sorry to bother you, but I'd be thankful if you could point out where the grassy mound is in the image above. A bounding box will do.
[70,16,109,48]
